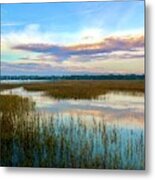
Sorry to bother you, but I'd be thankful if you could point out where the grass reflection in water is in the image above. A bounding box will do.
[0,95,144,169]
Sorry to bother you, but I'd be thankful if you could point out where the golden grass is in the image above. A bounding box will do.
[0,95,34,139]
[0,80,144,99]
[0,83,21,91]
[23,80,144,99]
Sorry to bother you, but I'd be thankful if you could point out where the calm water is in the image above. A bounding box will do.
[1,79,52,84]
[0,87,145,169]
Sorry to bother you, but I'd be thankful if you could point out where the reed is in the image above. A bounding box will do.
[0,95,145,169]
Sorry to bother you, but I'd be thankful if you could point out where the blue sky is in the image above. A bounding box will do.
[1,0,145,75]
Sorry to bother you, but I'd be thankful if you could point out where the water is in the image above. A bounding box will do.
[0,87,145,169]
[1,87,144,128]
[1,79,53,84]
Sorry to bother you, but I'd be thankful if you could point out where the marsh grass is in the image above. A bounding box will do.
[0,84,21,91]
[0,95,144,169]
[0,80,144,99]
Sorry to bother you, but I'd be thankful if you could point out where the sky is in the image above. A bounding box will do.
[1,0,145,76]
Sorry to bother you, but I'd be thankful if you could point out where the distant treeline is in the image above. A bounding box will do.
[0,74,145,81]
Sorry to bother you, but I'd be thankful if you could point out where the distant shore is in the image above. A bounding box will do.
[0,74,145,81]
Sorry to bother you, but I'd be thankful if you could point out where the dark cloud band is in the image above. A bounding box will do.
[12,34,144,61]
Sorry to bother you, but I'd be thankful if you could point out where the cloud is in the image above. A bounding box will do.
[2,24,98,47]
[1,23,144,75]
[12,34,144,61]
[1,22,25,27]
[1,24,57,47]
[1,61,68,75]
[1,49,144,76]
